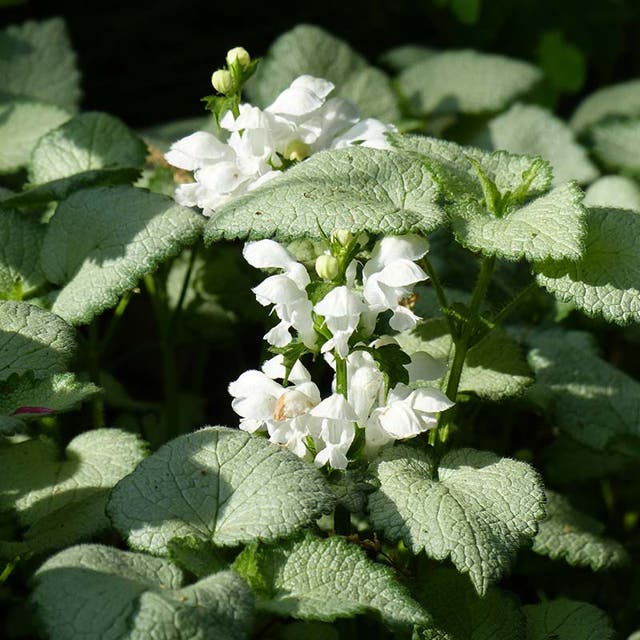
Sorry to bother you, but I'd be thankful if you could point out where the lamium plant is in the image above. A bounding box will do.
[1,16,639,640]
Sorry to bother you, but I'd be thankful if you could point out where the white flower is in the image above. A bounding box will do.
[331,118,395,150]
[244,240,316,348]
[310,394,357,470]
[314,286,366,357]
[363,235,429,331]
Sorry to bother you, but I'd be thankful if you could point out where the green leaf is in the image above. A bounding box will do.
[413,567,525,640]
[204,147,444,242]
[475,104,598,185]
[0,372,99,431]
[0,96,70,173]
[588,117,640,176]
[571,80,640,133]
[0,429,146,555]
[167,536,230,578]
[41,185,203,325]
[524,329,640,451]
[532,490,628,570]
[451,182,587,262]
[0,301,75,381]
[397,50,542,117]
[32,544,253,640]
[248,25,400,121]
[0,208,45,299]
[0,18,80,110]
[0,167,142,208]
[108,426,335,554]
[234,535,430,627]
[274,621,339,640]
[584,175,640,210]
[537,31,585,93]
[523,600,614,640]
[29,112,148,184]
[389,134,553,203]
[368,445,546,595]
[379,45,436,73]
[397,320,533,401]
[535,207,640,324]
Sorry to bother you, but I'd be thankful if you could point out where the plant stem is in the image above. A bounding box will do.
[100,291,132,355]
[335,354,348,399]
[420,256,455,336]
[88,320,105,429]
[491,280,536,326]
[169,246,198,335]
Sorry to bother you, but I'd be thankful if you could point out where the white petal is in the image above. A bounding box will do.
[252,274,305,306]
[331,118,395,150]
[389,305,421,331]
[378,401,425,438]
[364,235,430,277]
[348,364,385,422]
[407,352,447,382]
[165,131,231,171]
[407,388,455,413]
[310,393,357,420]
[261,355,311,384]
[243,239,296,270]
[264,321,293,347]
[315,285,365,318]
[267,75,334,116]
[228,370,283,400]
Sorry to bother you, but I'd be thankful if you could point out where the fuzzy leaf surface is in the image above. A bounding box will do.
[584,175,640,210]
[571,79,640,132]
[32,544,253,640]
[108,426,335,554]
[29,112,148,184]
[248,24,400,121]
[234,535,430,627]
[475,103,598,185]
[368,445,545,595]
[413,568,525,640]
[397,50,542,117]
[0,18,80,110]
[588,116,640,176]
[532,490,628,570]
[0,209,45,298]
[451,182,586,262]
[41,185,203,324]
[205,147,443,242]
[0,301,75,381]
[525,329,640,451]
[536,207,640,324]
[397,320,533,401]
[0,96,70,173]
[0,429,145,554]
[524,600,614,640]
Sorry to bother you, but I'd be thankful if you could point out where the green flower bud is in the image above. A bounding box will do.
[226,46,251,68]
[331,229,353,247]
[211,69,234,94]
[284,139,311,162]
[315,254,340,281]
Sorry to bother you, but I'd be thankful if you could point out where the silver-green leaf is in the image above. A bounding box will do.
[0,208,46,299]
[204,147,444,242]
[532,490,628,570]
[0,301,75,381]
[32,544,253,640]
[397,50,542,117]
[0,429,146,555]
[475,103,598,186]
[524,600,614,640]
[248,25,400,121]
[234,535,430,628]
[29,112,148,184]
[41,185,204,325]
[0,18,80,110]
[588,116,640,176]
[535,207,640,324]
[571,79,640,133]
[107,426,335,554]
[368,445,546,595]
[584,175,640,210]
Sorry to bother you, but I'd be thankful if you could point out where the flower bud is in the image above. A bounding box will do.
[284,139,311,162]
[211,69,234,94]
[226,46,251,68]
[315,254,340,280]
[331,229,353,247]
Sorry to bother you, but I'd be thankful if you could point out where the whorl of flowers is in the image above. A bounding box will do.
[165,47,396,217]
[229,233,454,470]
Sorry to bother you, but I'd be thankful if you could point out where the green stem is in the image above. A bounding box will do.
[100,291,132,355]
[491,280,536,326]
[169,246,198,335]
[335,354,348,399]
[420,256,455,336]
[88,320,105,429]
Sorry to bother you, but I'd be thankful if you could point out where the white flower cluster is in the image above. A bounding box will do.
[228,235,454,469]
[165,75,395,216]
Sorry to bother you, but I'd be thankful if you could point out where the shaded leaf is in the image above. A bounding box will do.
[524,599,614,640]
[571,80,640,133]
[108,426,335,554]
[32,544,253,640]
[234,535,430,627]
[368,445,545,594]
[584,175,640,210]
